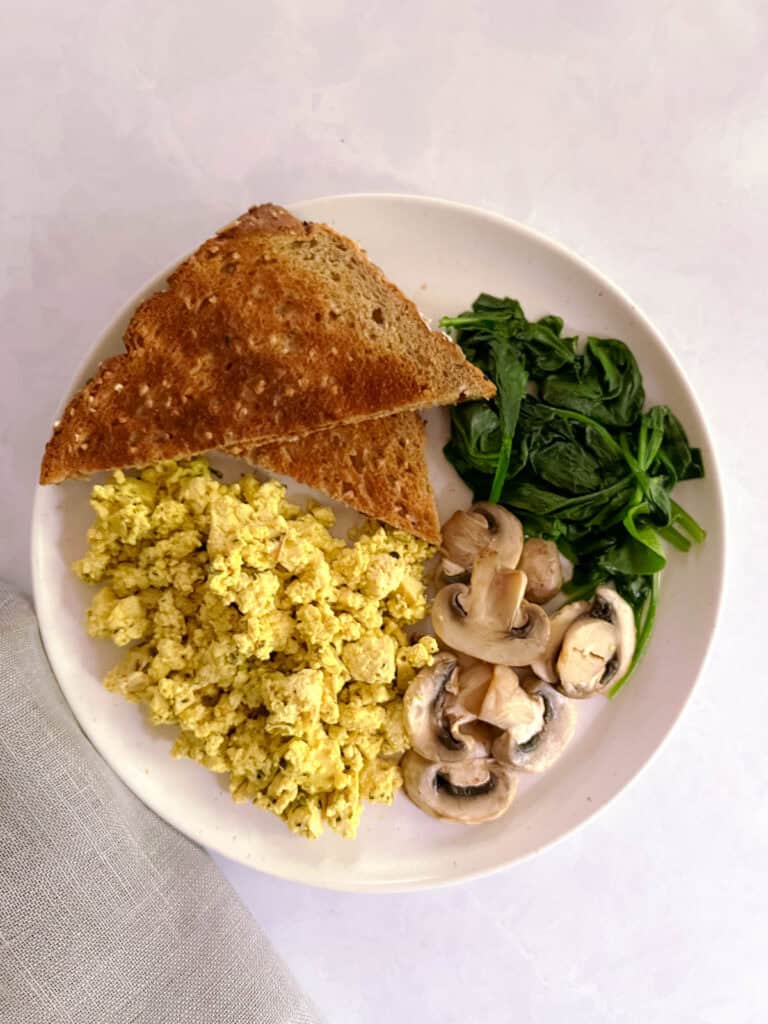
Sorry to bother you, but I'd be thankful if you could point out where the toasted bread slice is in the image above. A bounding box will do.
[235,411,441,544]
[40,204,494,484]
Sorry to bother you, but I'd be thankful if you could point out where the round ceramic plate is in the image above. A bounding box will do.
[31,195,724,892]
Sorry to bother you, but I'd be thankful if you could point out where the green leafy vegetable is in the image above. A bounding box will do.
[441,293,577,380]
[488,341,526,503]
[441,294,576,504]
[540,337,645,427]
[441,294,706,694]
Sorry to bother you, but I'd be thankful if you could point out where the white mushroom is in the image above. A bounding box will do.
[493,680,577,772]
[557,617,617,692]
[445,662,545,741]
[432,554,550,666]
[401,751,518,824]
[440,502,524,581]
[444,660,494,733]
[592,586,636,683]
[518,538,563,604]
[555,586,637,698]
[475,665,545,743]
[403,653,491,762]
[530,600,590,683]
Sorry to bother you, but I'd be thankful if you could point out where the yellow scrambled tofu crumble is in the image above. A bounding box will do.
[75,459,437,838]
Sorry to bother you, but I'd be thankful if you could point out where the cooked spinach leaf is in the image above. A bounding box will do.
[441,293,577,380]
[488,340,527,503]
[540,337,645,427]
[441,294,706,694]
[446,402,502,475]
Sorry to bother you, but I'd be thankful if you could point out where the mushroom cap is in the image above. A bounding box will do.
[529,600,590,683]
[403,652,491,762]
[554,586,637,698]
[493,681,577,772]
[440,502,524,579]
[401,751,518,824]
[594,585,636,686]
[441,510,490,571]
[518,538,564,605]
[432,556,550,666]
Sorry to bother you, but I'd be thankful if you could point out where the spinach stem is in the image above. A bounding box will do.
[489,435,512,504]
[637,418,647,468]
[671,500,706,544]
[619,432,641,471]
[562,579,600,602]
[658,525,692,552]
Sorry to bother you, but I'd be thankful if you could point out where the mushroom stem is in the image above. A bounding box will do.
[476,666,544,742]
[432,555,550,666]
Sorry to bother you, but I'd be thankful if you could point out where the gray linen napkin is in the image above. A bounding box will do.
[0,583,321,1024]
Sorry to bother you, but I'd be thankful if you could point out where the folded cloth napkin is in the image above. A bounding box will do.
[0,583,321,1024]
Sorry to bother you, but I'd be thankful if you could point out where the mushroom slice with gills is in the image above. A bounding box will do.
[401,751,518,824]
[493,681,576,773]
[590,585,636,687]
[440,502,524,582]
[441,661,540,738]
[530,600,590,683]
[518,538,563,605]
[557,618,617,694]
[431,554,550,666]
[403,652,491,762]
[444,660,494,734]
[556,586,637,699]
[476,665,545,744]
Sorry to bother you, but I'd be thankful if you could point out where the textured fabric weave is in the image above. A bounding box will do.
[0,583,321,1024]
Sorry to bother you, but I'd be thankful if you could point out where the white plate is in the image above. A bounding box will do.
[31,194,725,892]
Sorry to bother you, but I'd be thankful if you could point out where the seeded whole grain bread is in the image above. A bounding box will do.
[40,204,494,485]
[236,411,441,544]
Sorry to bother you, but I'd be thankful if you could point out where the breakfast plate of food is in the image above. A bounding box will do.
[31,194,724,890]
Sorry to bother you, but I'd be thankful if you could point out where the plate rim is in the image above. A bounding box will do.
[30,192,726,891]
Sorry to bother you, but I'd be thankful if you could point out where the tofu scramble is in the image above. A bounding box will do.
[75,459,437,838]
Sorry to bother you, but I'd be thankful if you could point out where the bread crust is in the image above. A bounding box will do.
[40,204,493,484]
[237,411,441,544]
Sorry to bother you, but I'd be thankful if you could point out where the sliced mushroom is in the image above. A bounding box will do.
[440,503,523,581]
[444,662,545,742]
[555,586,636,698]
[432,554,550,666]
[558,618,617,692]
[440,557,471,583]
[401,751,517,823]
[530,600,590,683]
[476,665,545,743]
[493,681,576,772]
[518,538,563,604]
[591,586,636,685]
[444,660,494,732]
[403,652,491,762]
